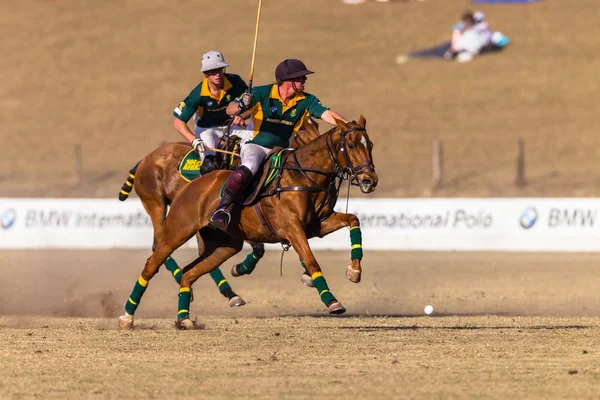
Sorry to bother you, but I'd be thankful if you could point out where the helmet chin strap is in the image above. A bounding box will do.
[291,81,303,93]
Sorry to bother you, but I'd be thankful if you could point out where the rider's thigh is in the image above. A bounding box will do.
[240,144,270,174]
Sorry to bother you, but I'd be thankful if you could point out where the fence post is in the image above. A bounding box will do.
[432,139,443,191]
[74,143,83,185]
[515,138,526,187]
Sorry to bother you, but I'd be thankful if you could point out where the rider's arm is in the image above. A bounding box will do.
[173,83,203,143]
[320,110,348,125]
[173,118,196,143]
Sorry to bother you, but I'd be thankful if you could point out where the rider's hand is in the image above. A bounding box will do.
[232,115,246,127]
[192,138,205,155]
[238,93,254,111]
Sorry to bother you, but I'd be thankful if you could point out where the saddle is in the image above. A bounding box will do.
[242,147,286,206]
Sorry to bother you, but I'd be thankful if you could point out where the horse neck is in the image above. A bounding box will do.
[290,127,341,183]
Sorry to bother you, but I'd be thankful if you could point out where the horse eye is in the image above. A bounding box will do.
[348,143,355,149]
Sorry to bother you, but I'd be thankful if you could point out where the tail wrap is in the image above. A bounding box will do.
[118,161,141,201]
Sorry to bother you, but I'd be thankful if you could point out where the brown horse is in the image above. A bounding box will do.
[119,116,377,329]
[117,119,322,310]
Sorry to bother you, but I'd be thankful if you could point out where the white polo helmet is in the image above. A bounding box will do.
[201,50,229,72]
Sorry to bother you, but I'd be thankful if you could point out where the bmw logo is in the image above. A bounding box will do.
[0,209,16,229]
[270,106,278,113]
[519,207,538,229]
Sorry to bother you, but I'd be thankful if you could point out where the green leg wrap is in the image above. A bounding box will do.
[178,288,192,320]
[164,257,182,284]
[238,253,260,275]
[124,275,148,315]
[311,272,336,306]
[209,268,231,291]
[350,226,363,260]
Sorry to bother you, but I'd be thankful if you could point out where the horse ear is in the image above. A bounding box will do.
[358,115,367,129]
[334,117,350,130]
[302,117,320,137]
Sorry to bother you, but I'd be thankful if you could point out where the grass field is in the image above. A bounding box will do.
[2,0,600,198]
[3,250,600,399]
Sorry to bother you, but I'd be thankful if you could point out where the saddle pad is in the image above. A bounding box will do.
[178,149,202,182]
[242,148,286,206]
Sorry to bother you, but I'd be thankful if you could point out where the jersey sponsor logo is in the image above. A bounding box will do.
[207,101,214,107]
[174,107,182,116]
[270,106,278,113]
[225,94,231,101]
[266,118,294,126]
[290,109,297,118]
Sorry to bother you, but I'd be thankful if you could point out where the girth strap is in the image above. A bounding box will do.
[252,203,280,242]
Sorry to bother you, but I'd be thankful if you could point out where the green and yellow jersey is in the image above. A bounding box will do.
[173,73,247,128]
[245,84,329,148]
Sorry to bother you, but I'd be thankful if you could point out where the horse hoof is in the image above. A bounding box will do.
[301,273,314,288]
[346,265,361,283]
[176,318,195,330]
[229,295,246,307]
[328,301,346,315]
[231,264,242,277]
[118,313,134,330]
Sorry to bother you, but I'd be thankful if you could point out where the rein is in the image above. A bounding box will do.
[262,124,374,221]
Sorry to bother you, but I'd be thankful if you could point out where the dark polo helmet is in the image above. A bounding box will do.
[275,59,314,81]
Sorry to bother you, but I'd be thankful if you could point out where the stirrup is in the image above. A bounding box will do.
[209,209,231,231]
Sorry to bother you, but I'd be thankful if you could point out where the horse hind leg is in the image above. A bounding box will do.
[177,233,245,329]
[119,208,200,329]
[198,233,246,307]
[231,241,265,277]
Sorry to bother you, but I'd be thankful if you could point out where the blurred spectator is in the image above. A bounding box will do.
[444,10,510,62]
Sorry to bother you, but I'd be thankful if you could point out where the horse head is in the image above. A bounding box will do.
[331,115,378,194]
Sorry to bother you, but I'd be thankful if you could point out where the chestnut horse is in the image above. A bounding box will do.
[119,116,377,329]
[117,119,322,309]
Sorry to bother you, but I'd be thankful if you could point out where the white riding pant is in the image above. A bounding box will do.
[194,124,252,160]
[240,143,272,175]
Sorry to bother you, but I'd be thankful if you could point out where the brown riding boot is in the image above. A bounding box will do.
[209,166,253,231]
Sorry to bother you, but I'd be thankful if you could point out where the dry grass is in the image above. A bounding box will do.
[3,250,600,399]
[2,0,600,198]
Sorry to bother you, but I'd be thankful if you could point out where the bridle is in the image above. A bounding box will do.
[264,123,376,221]
[325,125,375,186]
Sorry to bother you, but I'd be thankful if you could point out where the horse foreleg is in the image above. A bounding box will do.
[176,234,244,329]
[231,241,265,277]
[318,212,363,284]
[287,226,346,315]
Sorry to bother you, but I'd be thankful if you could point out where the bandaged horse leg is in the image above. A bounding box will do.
[193,232,245,306]
[299,259,314,287]
[177,233,245,329]
[231,241,265,277]
[318,212,363,283]
[119,211,199,329]
[288,226,345,315]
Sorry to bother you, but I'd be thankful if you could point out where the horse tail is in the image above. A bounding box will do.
[118,161,141,201]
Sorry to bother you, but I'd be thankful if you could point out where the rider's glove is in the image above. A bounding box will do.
[238,93,254,111]
[192,138,205,155]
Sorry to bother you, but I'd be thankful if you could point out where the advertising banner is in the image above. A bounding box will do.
[1,198,599,251]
